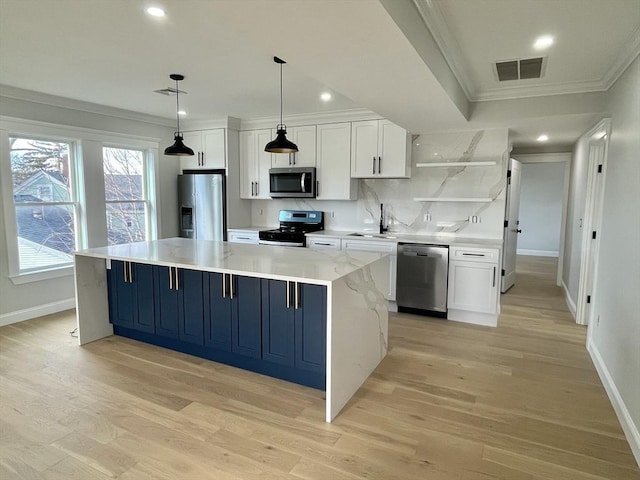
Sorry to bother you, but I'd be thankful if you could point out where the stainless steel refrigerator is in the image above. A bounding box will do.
[178,170,227,241]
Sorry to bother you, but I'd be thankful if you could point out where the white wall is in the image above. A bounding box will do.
[0,94,178,323]
[516,161,566,256]
[252,128,509,240]
[588,55,640,464]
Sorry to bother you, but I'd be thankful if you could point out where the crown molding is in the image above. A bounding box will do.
[0,84,175,127]
[239,108,379,130]
[602,25,640,90]
[473,78,611,102]
[413,0,474,101]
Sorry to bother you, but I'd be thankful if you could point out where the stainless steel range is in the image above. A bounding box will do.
[258,210,324,247]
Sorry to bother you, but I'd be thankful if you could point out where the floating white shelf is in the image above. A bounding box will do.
[413,197,493,202]
[415,161,497,168]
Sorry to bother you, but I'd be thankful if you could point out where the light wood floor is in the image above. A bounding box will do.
[1,256,638,479]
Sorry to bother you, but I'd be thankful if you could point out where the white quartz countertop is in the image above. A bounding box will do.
[74,238,386,285]
[306,229,503,247]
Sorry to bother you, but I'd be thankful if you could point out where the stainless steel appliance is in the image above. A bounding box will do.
[259,210,324,247]
[269,167,316,198]
[178,170,226,241]
[397,243,449,316]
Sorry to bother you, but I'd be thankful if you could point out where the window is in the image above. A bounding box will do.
[103,147,149,245]
[9,137,79,273]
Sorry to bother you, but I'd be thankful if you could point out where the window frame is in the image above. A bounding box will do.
[0,118,161,284]
[102,145,154,246]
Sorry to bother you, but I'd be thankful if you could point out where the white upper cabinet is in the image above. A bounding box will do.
[179,129,226,171]
[271,125,317,168]
[351,120,411,178]
[316,122,357,200]
[239,129,272,199]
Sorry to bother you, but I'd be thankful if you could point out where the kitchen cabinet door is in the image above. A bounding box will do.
[205,272,233,352]
[351,120,410,178]
[107,261,155,333]
[272,125,317,168]
[231,275,262,358]
[239,129,272,199]
[179,129,225,171]
[316,123,356,200]
[294,283,326,375]
[448,260,498,314]
[154,265,180,339]
[261,279,295,367]
[178,269,205,345]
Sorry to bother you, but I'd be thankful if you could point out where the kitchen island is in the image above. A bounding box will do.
[74,238,389,422]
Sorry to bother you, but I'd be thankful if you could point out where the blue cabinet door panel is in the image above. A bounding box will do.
[205,273,232,351]
[262,279,295,367]
[231,275,262,358]
[179,269,205,345]
[111,260,136,328]
[295,284,326,374]
[135,263,155,334]
[154,266,180,339]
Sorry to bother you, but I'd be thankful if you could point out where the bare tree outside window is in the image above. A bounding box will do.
[103,147,148,245]
[10,137,76,272]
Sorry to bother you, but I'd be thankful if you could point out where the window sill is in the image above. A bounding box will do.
[10,266,74,285]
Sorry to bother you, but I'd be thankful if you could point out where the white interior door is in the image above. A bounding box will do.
[502,158,522,292]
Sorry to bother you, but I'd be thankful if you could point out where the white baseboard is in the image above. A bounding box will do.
[517,249,559,257]
[0,298,76,327]
[447,308,498,327]
[588,339,640,467]
[561,280,577,319]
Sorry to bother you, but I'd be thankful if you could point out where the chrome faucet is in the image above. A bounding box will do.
[379,203,388,234]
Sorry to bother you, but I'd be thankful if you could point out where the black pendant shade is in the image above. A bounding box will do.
[164,73,194,156]
[265,57,298,153]
[265,125,298,153]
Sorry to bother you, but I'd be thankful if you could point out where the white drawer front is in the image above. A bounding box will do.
[307,238,341,250]
[228,232,259,244]
[342,240,397,255]
[450,246,499,263]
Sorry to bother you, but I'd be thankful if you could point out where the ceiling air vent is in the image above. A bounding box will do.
[495,57,544,81]
[153,87,187,96]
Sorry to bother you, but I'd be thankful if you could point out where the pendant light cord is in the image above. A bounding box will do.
[175,78,181,135]
[279,62,283,128]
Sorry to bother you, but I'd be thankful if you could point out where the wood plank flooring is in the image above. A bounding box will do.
[1,255,638,479]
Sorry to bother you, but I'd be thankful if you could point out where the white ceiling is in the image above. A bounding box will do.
[1,0,638,151]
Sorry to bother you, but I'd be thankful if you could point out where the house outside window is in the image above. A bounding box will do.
[9,137,79,273]
[103,147,150,245]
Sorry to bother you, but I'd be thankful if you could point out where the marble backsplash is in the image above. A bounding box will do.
[250,128,509,239]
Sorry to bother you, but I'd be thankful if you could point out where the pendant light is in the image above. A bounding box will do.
[265,57,298,154]
[164,74,194,156]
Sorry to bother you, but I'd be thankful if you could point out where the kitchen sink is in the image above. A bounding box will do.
[347,233,397,239]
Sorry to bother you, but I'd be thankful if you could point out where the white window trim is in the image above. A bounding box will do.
[0,118,161,284]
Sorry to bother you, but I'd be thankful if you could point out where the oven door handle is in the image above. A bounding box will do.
[300,172,306,193]
[258,240,304,247]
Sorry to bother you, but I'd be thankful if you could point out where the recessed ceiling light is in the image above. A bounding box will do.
[537,134,549,142]
[146,6,166,17]
[320,92,332,102]
[534,35,554,50]
[178,110,186,116]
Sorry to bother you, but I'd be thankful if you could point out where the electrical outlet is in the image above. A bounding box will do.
[259,208,263,215]
[469,215,480,224]
[423,213,431,222]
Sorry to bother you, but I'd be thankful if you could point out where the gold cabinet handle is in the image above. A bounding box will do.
[295,282,299,310]
[175,267,180,291]
[169,267,173,290]
[128,262,133,283]
[229,274,234,299]
[286,281,290,309]
[222,273,226,298]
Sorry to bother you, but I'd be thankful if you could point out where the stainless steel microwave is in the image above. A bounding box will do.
[269,167,316,198]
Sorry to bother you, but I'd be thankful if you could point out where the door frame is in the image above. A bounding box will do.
[576,119,611,326]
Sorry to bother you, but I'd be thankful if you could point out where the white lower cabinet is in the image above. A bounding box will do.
[227,230,259,244]
[341,239,397,301]
[447,246,500,326]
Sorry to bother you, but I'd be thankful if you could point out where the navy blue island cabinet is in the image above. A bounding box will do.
[107,262,327,390]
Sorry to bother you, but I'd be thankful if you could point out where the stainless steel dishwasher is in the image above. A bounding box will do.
[397,243,449,316]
